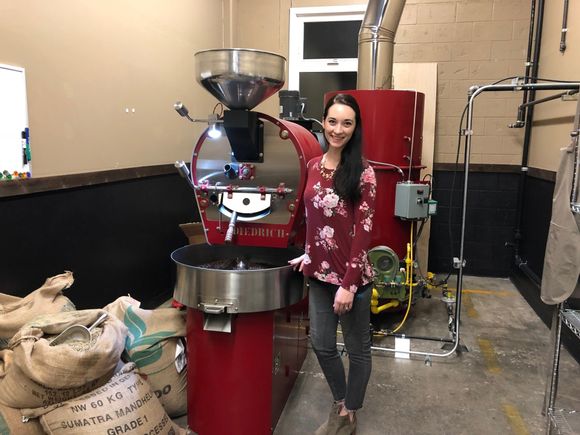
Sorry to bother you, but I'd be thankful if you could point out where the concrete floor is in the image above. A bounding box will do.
[273,276,580,435]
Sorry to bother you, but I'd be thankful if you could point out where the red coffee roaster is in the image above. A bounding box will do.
[172,48,322,435]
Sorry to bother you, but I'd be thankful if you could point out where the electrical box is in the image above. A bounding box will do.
[394,182,430,219]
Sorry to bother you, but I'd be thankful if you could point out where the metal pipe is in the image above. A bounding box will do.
[196,184,293,195]
[570,98,580,214]
[224,211,238,243]
[407,91,419,182]
[174,102,225,124]
[518,89,578,110]
[467,83,580,93]
[374,332,454,343]
[515,254,542,285]
[357,0,406,90]
[543,305,562,432]
[560,0,570,53]
[338,339,459,359]
[514,0,545,260]
[174,161,196,192]
[367,159,405,178]
[515,0,537,127]
[175,161,294,196]
[571,131,579,214]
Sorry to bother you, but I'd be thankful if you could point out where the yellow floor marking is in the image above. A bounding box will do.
[446,287,514,297]
[462,294,479,318]
[477,338,502,374]
[502,403,530,435]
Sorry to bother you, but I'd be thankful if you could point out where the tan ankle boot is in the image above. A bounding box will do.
[314,402,342,435]
[335,412,356,435]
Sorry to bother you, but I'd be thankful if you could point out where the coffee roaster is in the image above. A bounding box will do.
[172,48,321,435]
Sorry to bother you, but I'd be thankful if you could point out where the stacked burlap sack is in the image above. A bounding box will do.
[0,273,189,434]
[104,296,187,418]
[0,272,77,434]
[0,272,76,349]
[0,309,126,408]
[0,309,125,434]
[21,363,186,434]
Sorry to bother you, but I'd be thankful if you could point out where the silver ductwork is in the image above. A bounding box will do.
[357,0,406,90]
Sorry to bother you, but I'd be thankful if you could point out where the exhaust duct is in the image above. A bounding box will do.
[357,0,406,90]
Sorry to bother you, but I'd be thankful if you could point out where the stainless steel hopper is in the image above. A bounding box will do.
[195,48,286,110]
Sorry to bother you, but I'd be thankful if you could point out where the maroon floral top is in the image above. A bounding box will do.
[302,155,377,293]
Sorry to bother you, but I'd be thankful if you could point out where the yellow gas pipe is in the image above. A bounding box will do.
[391,222,415,333]
[370,222,420,334]
[371,288,400,314]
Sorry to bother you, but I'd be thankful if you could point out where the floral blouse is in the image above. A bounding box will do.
[302,155,377,293]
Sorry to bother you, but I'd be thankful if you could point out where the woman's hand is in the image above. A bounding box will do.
[288,254,306,272]
[333,287,355,315]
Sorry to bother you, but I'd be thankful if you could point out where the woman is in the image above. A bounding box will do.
[289,93,376,435]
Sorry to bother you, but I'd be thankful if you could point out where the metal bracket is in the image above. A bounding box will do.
[561,92,578,101]
[508,120,526,129]
[452,257,466,269]
[199,298,238,313]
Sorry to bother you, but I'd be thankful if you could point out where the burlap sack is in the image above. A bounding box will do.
[104,296,187,417]
[0,309,127,409]
[22,363,186,435]
[0,403,44,435]
[0,272,76,349]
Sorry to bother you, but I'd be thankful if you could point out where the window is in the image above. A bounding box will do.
[288,5,365,123]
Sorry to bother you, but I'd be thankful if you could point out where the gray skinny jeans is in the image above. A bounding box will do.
[308,278,372,411]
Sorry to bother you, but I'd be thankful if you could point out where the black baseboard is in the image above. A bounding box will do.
[428,168,520,277]
[0,172,198,309]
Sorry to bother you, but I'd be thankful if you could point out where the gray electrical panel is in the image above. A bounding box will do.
[394,182,430,219]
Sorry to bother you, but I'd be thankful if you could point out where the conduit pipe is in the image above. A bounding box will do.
[513,0,545,272]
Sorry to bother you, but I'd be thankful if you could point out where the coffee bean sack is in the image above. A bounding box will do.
[0,309,127,409]
[22,363,187,435]
[0,272,76,349]
[104,296,187,417]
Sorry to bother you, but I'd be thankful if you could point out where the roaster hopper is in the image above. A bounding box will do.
[172,48,322,435]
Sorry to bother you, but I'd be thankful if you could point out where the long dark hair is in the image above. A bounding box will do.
[323,93,364,203]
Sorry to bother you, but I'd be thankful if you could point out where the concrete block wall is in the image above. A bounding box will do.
[395,0,531,165]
